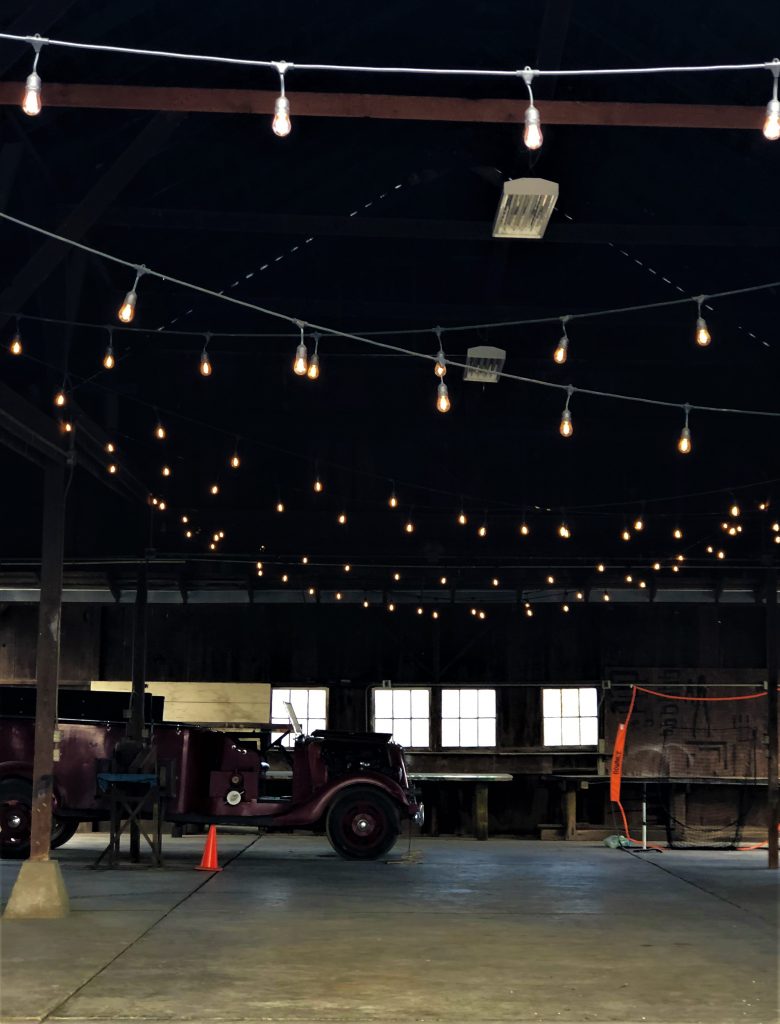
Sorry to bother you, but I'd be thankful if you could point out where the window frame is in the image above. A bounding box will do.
[541,685,599,748]
[271,686,329,746]
[371,686,432,750]
[440,686,498,749]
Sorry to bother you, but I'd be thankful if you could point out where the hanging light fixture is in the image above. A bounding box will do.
[519,521,530,537]
[433,327,447,378]
[458,509,468,526]
[338,512,347,525]
[199,334,213,376]
[154,415,166,441]
[53,380,67,407]
[314,476,324,493]
[272,61,292,136]
[117,267,146,323]
[521,67,542,150]
[436,380,451,413]
[9,318,22,356]
[230,450,240,469]
[293,321,308,376]
[559,385,574,437]
[388,487,399,509]
[633,516,644,532]
[553,317,570,365]
[102,327,116,369]
[21,36,44,116]
[763,58,780,140]
[677,404,692,454]
[694,296,711,347]
[307,333,320,379]
[673,526,683,540]
[558,522,570,539]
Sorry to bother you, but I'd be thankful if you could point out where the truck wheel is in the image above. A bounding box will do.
[0,780,79,858]
[325,786,400,860]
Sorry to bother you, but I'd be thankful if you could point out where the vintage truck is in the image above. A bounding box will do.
[0,688,423,860]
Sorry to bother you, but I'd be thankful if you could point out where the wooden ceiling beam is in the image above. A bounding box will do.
[0,82,765,129]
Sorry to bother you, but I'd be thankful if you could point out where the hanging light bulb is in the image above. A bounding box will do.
[54,385,67,408]
[393,572,401,581]
[301,556,308,564]
[10,320,22,355]
[562,602,570,614]
[363,600,370,609]
[576,591,584,600]
[338,512,347,525]
[729,502,740,518]
[432,610,439,620]
[673,527,683,540]
[478,522,487,538]
[102,327,116,369]
[546,575,555,585]
[308,587,316,596]
[522,68,543,150]
[525,607,534,618]
[181,515,189,524]
[210,483,219,496]
[200,335,213,377]
[417,606,424,616]
[230,452,240,469]
[107,463,118,475]
[276,500,285,513]
[106,442,115,454]
[118,268,145,323]
[389,490,399,509]
[440,576,448,585]
[158,500,167,511]
[185,530,193,539]
[307,334,320,380]
[404,519,415,534]
[652,562,661,571]
[553,318,570,365]
[293,322,308,376]
[558,522,570,539]
[633,517,644,532]
[621,529,631,542]
[763,59,780,140]
[21,38,44,116]
[436,380,451,413]
[492,577,500,587]
[694,297,711,347]
[717,549,726,560]
[596,563,605,573]
[314,477,324,493]
[625,574,633,584]
[161,465,171,478]
[559,385,574,438]
[272,61,292,136]
[520,522,530,537]
[388,602,396,612]
[478,610,487,620]
[677,404,692,455]
[433,327,447,377]
[458,510,468,526]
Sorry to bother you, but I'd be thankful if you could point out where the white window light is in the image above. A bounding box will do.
[441,688,497,748]
[271,687,328,747]
[492,177,559,240]
[372,687,430,749]
[542,686,598,747]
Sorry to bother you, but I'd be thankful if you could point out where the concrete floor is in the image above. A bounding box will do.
[0,833,777,1024]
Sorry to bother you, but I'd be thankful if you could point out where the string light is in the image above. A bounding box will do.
[546,574,555,585]
[161,465,171,477]
[558,522,570,539]
[758,501,770,511]
[673,526,683,540]
[772,522,780,532]
[272,61,291,137]
[433,327,447,378]
[652,561,661,570]
[199,335,213,376]
[54,383,67,407]
[314,477,324,493]
[363,599,370,608]
[576,591,584,600]
[729,502,740,517]
[694,296,711,347]
[343,563,351,573]
[9,320,22,355]
[185,530,193,539]
[293,321,308,375]
[458,509,468,525]
[478,610,486,620]
[562,602,570,613]
[478,520,487,538]
[118,267,145,323]
[603,591,610,602]
[417,606,424,616]
[440,576,448,585]
[404,518,415,533]
[301,555,308,564]
[210,483,219,495]
[621,528,631,542]
[625,573,633,583]
[276,500,285,513]
[706,545,714,554]
[107,463,118,475]
[432,610,440,620]
[436,380,451,413]
[596,563,606,573]
[230,450,240,469]
[337,512,347,525]
[181,515,189,524]
[492,577,500,587]
[672,564,680,573]
[388,489,399,509]
[281,574,289,583]
[522,68,542,150]
[553,318,570,365]
[159,501,167,512]
[256,561,264,570]
[525,607,534,618]
[21,37,43,116]
[387,602,395,612]
[633,516,644,532]
[393,572,401,581]
[677,404,692,454]
[763,59,780,140]
[336,591,343,601]
[308,587,316,596]
[676,553,685,562]
[105,442,115,454]
[520,522,530,537]
[717,549,726,559]
[307,334,320,380]
[559,385,574,438]
[102,328,115,369]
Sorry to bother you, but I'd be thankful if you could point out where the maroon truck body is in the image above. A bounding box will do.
[0,714,423,860]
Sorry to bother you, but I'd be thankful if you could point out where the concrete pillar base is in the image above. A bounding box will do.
[3,859,70,919]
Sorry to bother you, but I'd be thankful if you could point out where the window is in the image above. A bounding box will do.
[372,688,430,748]
[542,687,598,746]
[271,687,328,747]
[441,688,496,747]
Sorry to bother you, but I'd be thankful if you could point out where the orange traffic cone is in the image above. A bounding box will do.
[196,825,222,872]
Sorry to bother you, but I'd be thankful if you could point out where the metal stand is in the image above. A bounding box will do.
[93,767,165,869]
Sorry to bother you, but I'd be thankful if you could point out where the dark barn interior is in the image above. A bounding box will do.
[0,3,778,1023]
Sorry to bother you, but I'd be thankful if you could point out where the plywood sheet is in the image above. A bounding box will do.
[91,681,271,725]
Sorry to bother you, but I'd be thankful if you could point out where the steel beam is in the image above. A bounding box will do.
[0,82,766,129]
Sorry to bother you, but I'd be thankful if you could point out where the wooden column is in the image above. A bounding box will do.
[473,783,489,841]
[564,788,577,841]
[28,461,67,861]
[128,559,148,863]
[767,567,778,870]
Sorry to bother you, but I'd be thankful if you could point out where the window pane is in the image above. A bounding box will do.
[460,689,478,718]
[477,718,496,747]
[410,689,430,718]
[374,717,393,736]
[543,688,562,718]
[460,719,478,747]
[561,717,580,745]
[394,720,412,747]
[393,689,411,717]
[580,717,598,746]
[561,689,580,718]
[287,690,308,719]
[478,689,496,717]
[271,688,290,719]
[411,718,429,748]
[441,689,460,718]
[308,689,327,718]
[544,718,562,746]
[441,718,459,747]
[374,690,392,719]
[578,687,598,718]
[309,717,327,734]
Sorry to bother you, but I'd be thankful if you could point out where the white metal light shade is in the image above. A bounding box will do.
[464,345,506,383]
[492,177,559,239]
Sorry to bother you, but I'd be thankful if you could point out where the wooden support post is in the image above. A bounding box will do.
[766,566,778,870]
[128,559,148,863]
[564,788,577,841]
[473,782,489,841]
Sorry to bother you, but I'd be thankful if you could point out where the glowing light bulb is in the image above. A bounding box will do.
[106,442,115,454]
[301,556,308,564]
[603,591,610,602]
[200,348,212,376]
[436,381,451,413]
[276,501,285,513]
[621,529,631,542]
[272,95,291,137]
[155,422,166,440]
[576,591,584,600]
[181,515,188,524]
[717,550,725,560]
[759,501,769,511]
[432,610,439,620]
[158,501,167,512]
[417,606,424,616]
[523,103,542,150]
[389,492,398,509]
[728,526,737,537]
[458,511,467,525]
[633,517,644,532]
[638,580,647,590]
[478,610,487,620]
[676,554,685,563]
[230,453,240,469]
[764,97,780,140]
[54,389,66,408]
[293,342,308,376]
[307,353,320,380]
[596,563,605,573]
[10,333,22,355]
[492,578,500,587]
[706,545,714,554]
[393,572,401,581]
[364,600,370,609]
[308,587,316,596]
[558,523,570,539]
[162,465,171,477]
[562,603,570,614]
[343,563,351,573]
[478,524,487,538]
[404,520,415,534]
[185,530,193,539]
[559,408,573,438]
[107,463,118,475]
[210,484,219,496]
[625,574,633,584]
[118,290,137,323]
[219,531,225,540]
[520,522,530,536]
[678,426,692,455]
[22,72,42,116]
[388,602,395,612]
[434,351,447,378]
[673,527,683,540]
[546,575,555,585]
[695,317,711,347]
[553,333,568,365]
[730,503,740,518]
[256,561,263,570]
[525,607,534,618]
[314,478,323,493]
[672,564,680,573]
[103,344,115,369]
[470,608,477,617]
[281,574,289,583]
[440,576,447,585]
[652,562,661,571]
[772,522,780,532]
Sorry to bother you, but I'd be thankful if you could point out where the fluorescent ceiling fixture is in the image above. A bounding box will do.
[492,177,559,239]
[464,345,506,383]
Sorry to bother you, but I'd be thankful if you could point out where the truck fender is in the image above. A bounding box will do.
[300,774,410,824]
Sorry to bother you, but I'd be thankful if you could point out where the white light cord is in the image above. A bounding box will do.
[0,32,773,80]
[1,209,779,420]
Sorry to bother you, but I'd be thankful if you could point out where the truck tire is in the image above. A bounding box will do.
[325,786,400,860]
[0,779,79,859]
